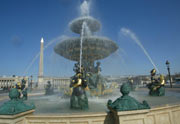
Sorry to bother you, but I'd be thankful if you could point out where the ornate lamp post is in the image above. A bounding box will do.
[166,60,172,88]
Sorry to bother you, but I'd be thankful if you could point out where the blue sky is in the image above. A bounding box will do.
[0,0,180,77]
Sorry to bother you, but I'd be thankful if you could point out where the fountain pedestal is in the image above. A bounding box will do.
[107,83,150,111]
[0,88,35,115]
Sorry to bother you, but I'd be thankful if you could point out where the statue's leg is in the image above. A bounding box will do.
[149,85,158,96]
[78,93,88,109]
[70,94,79,109]
[22,91,27,100]
[149,86,153,96]
[158,87,165,96]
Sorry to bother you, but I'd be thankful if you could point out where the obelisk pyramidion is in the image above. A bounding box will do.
[38,37,44,87]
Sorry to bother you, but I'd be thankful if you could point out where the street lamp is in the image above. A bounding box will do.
[166,60,172,88]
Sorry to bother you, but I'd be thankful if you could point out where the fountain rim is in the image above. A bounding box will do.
[69,16,101,34]
[54,36,118,61]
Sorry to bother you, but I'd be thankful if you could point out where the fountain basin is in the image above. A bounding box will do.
[70,16,101,34]
[54,36,118,61]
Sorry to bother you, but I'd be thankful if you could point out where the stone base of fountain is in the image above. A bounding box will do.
[0,87,180,124]
[0,109,35,124]
[112,104,180,124]
[0,104,180,124]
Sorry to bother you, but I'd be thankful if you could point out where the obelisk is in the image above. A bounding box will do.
[38,37,44,88]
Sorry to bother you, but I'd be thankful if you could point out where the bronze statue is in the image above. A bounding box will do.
[70,72,89,109]
[73,62,80,73]
[107,83,150,111]
[94,61,101,74]
[15,79,28,100]
[147,69,165,96]
[45,81,54,95]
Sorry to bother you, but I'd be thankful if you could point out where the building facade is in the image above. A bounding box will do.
[0,76,29,90]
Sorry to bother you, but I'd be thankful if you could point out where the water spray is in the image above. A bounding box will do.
[80,0,90,16]
[120,28,160,73]
[79,22,86,72]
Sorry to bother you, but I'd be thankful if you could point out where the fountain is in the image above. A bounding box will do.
[54,20,118,70]
[54,0,118,99]
[54,0,118,109]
